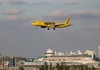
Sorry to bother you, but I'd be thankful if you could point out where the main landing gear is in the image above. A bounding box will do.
[47,27,50,30]
[47,27,55,30]
[53,27,55,30]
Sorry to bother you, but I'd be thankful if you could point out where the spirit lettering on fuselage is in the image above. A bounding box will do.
[44,22,55,25]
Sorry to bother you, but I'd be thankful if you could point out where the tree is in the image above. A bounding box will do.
[49,62,52,70]
[65,65,70,70]
[84,65,88,70]
[80,65,84,70]
[39,65,44,70]
[56,63,61,70]
[18,66,24,70]
[92,65,96,70]
[44,62,48,70]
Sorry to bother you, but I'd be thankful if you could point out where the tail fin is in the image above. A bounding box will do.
[64,16,70,24]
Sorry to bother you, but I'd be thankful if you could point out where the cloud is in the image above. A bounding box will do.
[0,2,4,5]
[32,2,50,5]
[86,24,100,30]
[42,10,67,21]
[3,9,26,15]
[98,4,100,5]
[45,10,66,17]
[1,16,33,24]
[8,0,28,5]
[42,10,100,22]
[65,2,79,5]
[0,16,35,32]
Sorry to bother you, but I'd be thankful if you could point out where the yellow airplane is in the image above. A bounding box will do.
[32,17,71,30]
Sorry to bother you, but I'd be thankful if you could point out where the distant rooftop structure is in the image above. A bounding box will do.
[69,50,82,55]
[44,48,96,58]
[46,48,53,53]
[98,46,100,59]
[34,48,97,65]
[77,49,82,54]
[45,48,55,56]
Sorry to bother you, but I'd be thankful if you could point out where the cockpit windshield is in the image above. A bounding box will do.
[33,22,36,23]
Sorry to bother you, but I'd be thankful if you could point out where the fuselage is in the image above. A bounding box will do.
[32,17,71,30]
[32,21,46,26]
[32,21,70,28]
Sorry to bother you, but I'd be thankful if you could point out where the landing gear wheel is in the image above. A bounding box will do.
[47,27,50,30]
[53,28,55,30]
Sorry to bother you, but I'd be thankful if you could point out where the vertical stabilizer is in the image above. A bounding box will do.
[64,16,70,24]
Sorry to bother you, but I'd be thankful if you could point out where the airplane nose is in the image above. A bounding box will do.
[32,22,34,26]
[32,22,36,26]
[32,22,37,26]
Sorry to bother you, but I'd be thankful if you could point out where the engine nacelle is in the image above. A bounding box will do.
[41,26,46,28]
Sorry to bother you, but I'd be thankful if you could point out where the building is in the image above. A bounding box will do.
[19,48,99,66]
[35,48,98,65]
[98,46,100,59]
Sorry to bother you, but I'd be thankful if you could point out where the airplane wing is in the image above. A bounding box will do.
[54,23,64,27]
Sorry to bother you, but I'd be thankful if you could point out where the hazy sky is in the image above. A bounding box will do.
[0,0,100,58]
